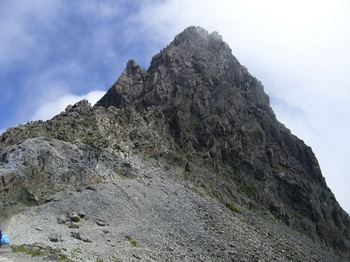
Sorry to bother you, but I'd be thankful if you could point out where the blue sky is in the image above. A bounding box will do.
[1,0,350,213]
[0,0,163,129]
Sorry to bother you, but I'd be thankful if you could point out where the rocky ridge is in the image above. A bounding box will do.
[0,26,349,261]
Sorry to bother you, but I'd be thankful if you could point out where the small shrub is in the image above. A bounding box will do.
[240,185,257,198]
[30,247,43,257]
[58,255,68,261]
[226,202,242,214]
[12,245,30,253]
[125,235,139,247]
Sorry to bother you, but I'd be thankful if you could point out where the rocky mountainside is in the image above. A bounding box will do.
[0,26,349,261]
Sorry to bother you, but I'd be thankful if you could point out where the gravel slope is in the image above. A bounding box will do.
[3,157,347,262]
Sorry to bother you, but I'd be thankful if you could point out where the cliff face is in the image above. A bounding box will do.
[97,26,350,254]
[0,26,349,260]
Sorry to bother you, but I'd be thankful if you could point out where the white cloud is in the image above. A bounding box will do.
[0,1,122,68]
[31,90,105,121]
[0,1,125,129]
[0,0,61,68]
[134,0,350,213]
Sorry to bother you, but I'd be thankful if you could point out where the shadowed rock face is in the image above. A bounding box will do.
[1,26,349,259]
[97,26,350,255]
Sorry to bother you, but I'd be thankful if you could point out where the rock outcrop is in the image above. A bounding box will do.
[0,26,349,261]
[98,26,350,255]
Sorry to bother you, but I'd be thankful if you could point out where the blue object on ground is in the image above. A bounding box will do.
[0,233,10,245]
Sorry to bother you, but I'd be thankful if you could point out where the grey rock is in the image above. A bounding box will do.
[95,219,106,227]
[85,185,97,191]
[57,215,68,225]
[71,232,90,243]
[68,222,80,229]
[78,211,86,218]
[69,213,80,223]
[49,236,60,242]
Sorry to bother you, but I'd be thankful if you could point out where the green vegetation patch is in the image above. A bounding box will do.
[12,244,67,260]
[225,202,242,214]
[239,184,258,199]
[12,245,30,254]
[125,235,139,247]
[12,245,43,257]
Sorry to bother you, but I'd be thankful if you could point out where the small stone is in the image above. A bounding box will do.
[57,215,67,224]
[44,196,55,203]
[185,162,191,172]
[71,232,82,240]
[1,172,16,186]
[69,222,80,229]
[49,237,59,242]
[78,211,86,218]
[36,227,43,231]
[71,232,91,242]
[103,229,109,234]
[85,185,96,191]
[69,213,81,222]
[82,236,91,243]
[96,219,106,226]
[133,254,142,260]
[122,162,132,168]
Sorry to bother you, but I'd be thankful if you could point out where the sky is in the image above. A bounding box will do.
[0,0,349,213]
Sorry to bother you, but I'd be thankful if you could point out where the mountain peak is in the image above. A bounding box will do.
[171,26,223,46]
[146,26,247,94]
[98,25,259,111]
[3,27,348,259]
[153,26,231,63]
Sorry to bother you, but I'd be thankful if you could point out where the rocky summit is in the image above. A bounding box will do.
[0,26,349,261]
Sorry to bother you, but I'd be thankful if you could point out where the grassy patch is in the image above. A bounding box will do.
[72,246,82,254]
[125,235,139,247]
[58,255,69,261]
[239,184,258,199]
[226,202,242,214]
[30,247,43,257]
[12,245,30,254]
[12,245,67,260]
[11,245,43,257]
[96,258,104,262]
